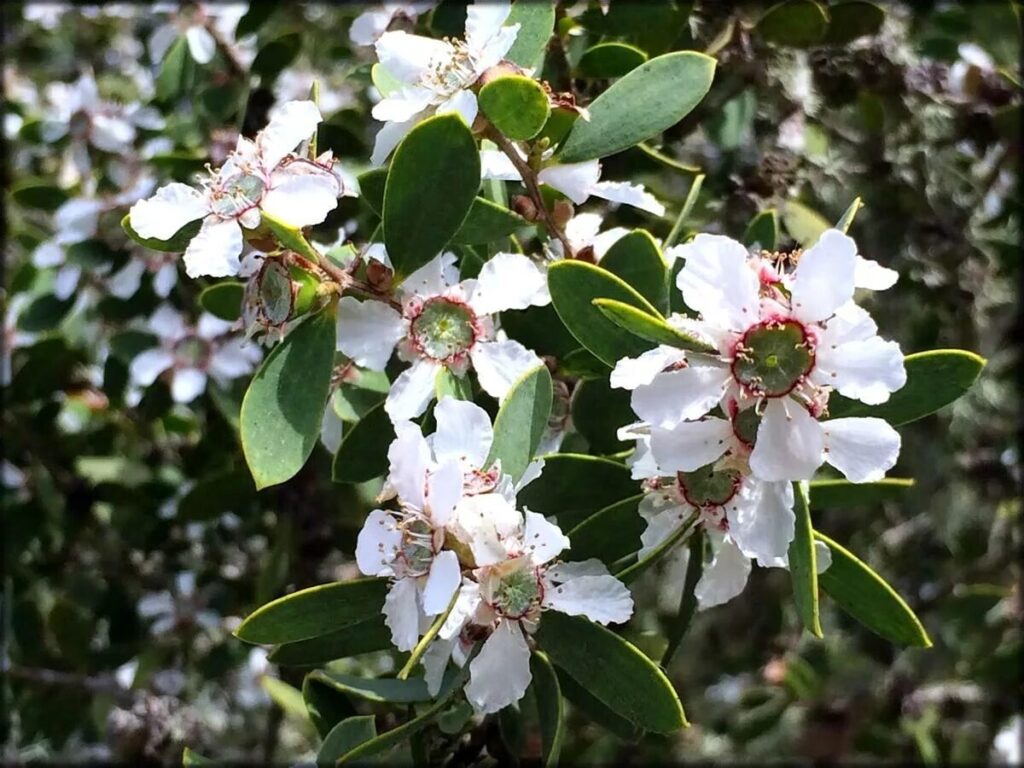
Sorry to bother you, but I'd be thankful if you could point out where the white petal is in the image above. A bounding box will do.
[257,100,322,169]
[399,252,459,299]
[639,506,690,558]
[370,119,416,167]
[464,2,513,51]
[695,535,751,609]
[816,301,878,347]
[372,87,436,123]
[153,263,178,297]
[436,89,478,127]
[262,168,339,228]
[107,259,146,299]
[814,540,832,574]
[479,149,521,181]
[564,212,603,248]
[630,365,730,429]
[196,313,233,340]
[674,234,760,333]
[208,339,259,381]
[171,367,207,402]
[383,577,423,652]
[32,241,64,268]
[387,421,431,509]
[130,348,174,386]
[822,417,901,483]
[649,417,733,473]
[54,198,103,243]
[609,347,685,391]
[375,31,451,83]
[523,511,569,567]
[422,637,455,696]
[466,620,531,715]
[454,494,521,566]
[321,405,344,454]
[356,509,402,576]
[728,480,795,564]
[426,456,463,527]
[423,550,462,615]
[182,218,243,279]
[185,25,216,64]
[439,580,481,640]
[90,115,135,153]
[350,9,391,46]
[590,180,665,216]
[385,360,440,421]
[538,161,600,205]
[790,229,857,323]
[818,336,906,405]
[854,255,898,290]
[149,24,178,63]
[470,339,542,402]
[53,265,80,300]
[433,397,494,469]
[544,559,611,581]
[542,573,633,625]
[473,22,519,72]
[749,399,825,481]
[470,252,548,315]
[129,183,208,240]
[336,296,404,370]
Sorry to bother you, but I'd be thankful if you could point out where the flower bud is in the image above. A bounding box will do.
[366,259,394,292]
[551,199,574,229]
[511,195,539,221]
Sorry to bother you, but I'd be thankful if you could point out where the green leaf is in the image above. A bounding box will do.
[198,281,244,321]
[822,1,885,44]
[332,401,396,483]
[182,747,215,765]
[743,209,779,250]
[269,617,392,666]
[235,577,388,645]
[356,167,388,215]
[835,197,864,233]
[556,671,640,741]
[593,299,715,353]
[479,75,551,140]
[16,295,74,332]
[121,213,201,253]
[782,199,830,246]
[565,494,645,565]
[808,478,914,509]
[262,676,312,723]
[251,32,302,82]
[505,0,556,71]
[557,52,716,163]
[384,114,480,279]
[535,613,687,733]
[240,310,336,490]
[303,674,356,738]
[570,377,634,454]
[547,260,657,367]
[371,62,404,97]
[332,370,390,422]
[815,531,932,647]
[319,717,377,766]
[599,230,668,312]
[307,671,432,704]
[156,35,192,101]
[662,529,704,665]
[828,350,986,425]
[517,453,637,532]
[10,178,70,211]
[435,368,474,401]
[486,365,553,483]
[530,652,565,767]
[756,0,830,47]
[788,482,822,638]
[261,211,321,263]
[501,304,580,359]
[577,42,648,79]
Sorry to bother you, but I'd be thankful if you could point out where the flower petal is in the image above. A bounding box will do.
[470,339,542,402]
[170,367,207,403]
[262,167,340,228]
[383,577,423,652]
[130,348,174,387]
[479,149,521,181]
[590,180,665,216]
[542,572,634,625]
[649,417,733,473]
[376,31,451,84]
[609,346,685,390]
[639,506,690,558]
[436,88,478,127]
[728,480,795,564]
[423,550,462,615]
[854,255,898,291]
[385,359,440,421]
[258,100,322,169]
[433,397,494,469]
[422,637,455,696]
[182,218,243,279]
[817,336,906,405]
[631,365,730,429]
[426,456,463,527]
[464,2,513,52]
[387,421,431,509]
[439,579,481,640]
[370,119,416,167]
[355,509,402,576]
[695,534,751,609]
[674,234,760,333]
[336,296,405,370]
[470,252,549,315]
[185,25,216,64]
[372,86,436,123]
[822,417,901,483]
[538,161,600,205]
[790,229,857,323]
[749,399,825,481]
[466,620,531,715]
[399,252,459,299]
[129,183,208,240]
[522,510,569,567]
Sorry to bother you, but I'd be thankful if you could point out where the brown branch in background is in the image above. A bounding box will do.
[485,127,576,258]
[203,16,246,81]
[4,664,134,706]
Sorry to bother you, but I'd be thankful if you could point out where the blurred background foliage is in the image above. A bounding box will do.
[1,1,1020,764]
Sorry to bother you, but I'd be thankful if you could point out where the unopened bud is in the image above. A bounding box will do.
[511,195,539,221]
[552,199,574,229]
[574,245,597,263]
[366,259,394,292]
[477,62,526,89]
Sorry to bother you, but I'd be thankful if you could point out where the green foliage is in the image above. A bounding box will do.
[486,365,553,483]
[756,1,830,48]
[479,75,551,140]
[577,43,648,79]
[198,281,244,321]
[788,482,822,638]
[121,213,201,253]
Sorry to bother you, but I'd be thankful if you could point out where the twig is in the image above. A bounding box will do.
[4,664,134,705]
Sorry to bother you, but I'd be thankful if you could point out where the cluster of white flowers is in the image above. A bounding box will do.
[356,397,634,714]
[612,229,905,606]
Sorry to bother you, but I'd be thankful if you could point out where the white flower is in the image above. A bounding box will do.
[128,305,261,403]
[349,3,433,47]
[369,2,520,164]
[427,495,633,714]
[2,294,37,387]
[480,148,666,217]
[551,212,630,261]
[336,251,549,421]
[128,101,343,279]
[148,2,251,66]
[613,230,906,484]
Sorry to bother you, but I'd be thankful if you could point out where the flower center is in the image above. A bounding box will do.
[731,320,815,397]
[493,566,542,619]
[677,464,743,508]
[409,297,478,362]
[172,336,210,369]
[425,41,477,96]
[397,518,435,577]
[210,171,266,219]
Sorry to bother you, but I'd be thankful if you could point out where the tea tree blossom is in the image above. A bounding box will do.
[370,2,520,164]
[129,305,261,403]
[613,230,906,483]
[349,2,433,47]
[128,101,343,279]
[549,212,630,261]
[148,3,250,66]
[336,251,548,421]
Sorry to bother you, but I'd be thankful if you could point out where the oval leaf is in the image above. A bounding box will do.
[530,652,565,767]
[241,310,336,489]
[756,0,830,47]
[788,482,822,638]
[269,617,392,666]
[743,209,779,250]
[332,401,396,483]
[384,114,480,279]
[570,377,634,454]
[308,670,432,703]
[557,51,716,163]
[815,531,931,647]
[534,612,687,733]
[577,42,648,79]
[599,229,668,312]
[517,453,636,530]
[199,281,244,321]
[565,494,645,565]
[505,0,556,71]
[319,717,377,765]
[808,478,914,509]
[486,365,553,483]
[479,75,551,140]
[593,299,716,353]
